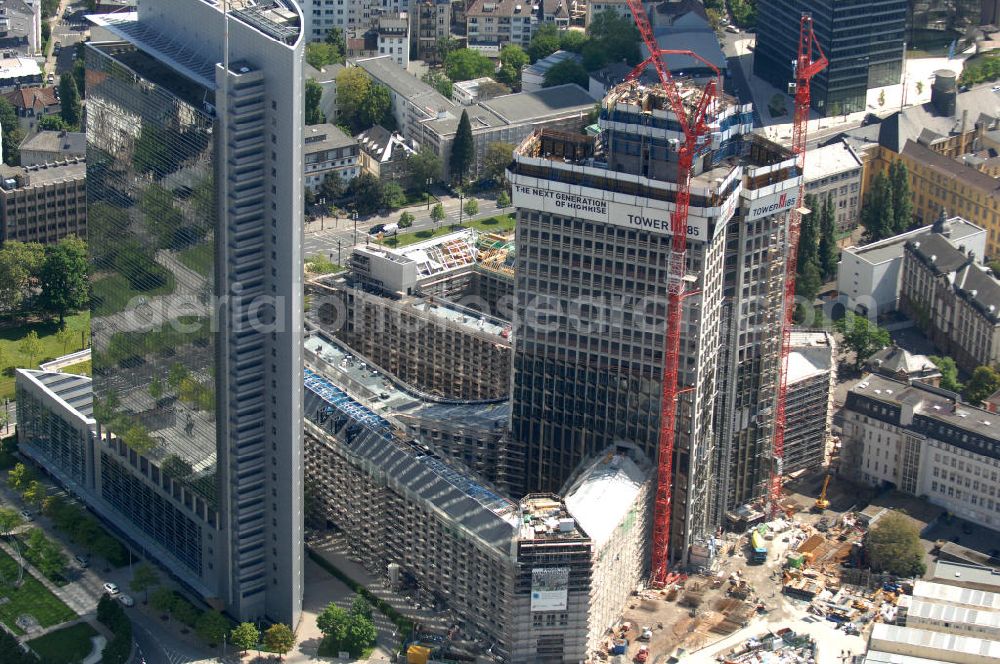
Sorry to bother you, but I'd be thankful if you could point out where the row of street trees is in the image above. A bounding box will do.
[862,161,913,242]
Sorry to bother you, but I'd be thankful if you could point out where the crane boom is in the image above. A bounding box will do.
[770,14,828,515]
[621,0,720,587]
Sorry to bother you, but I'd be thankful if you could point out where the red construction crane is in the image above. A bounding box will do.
[769,14,828,515]
[621,0,721,587]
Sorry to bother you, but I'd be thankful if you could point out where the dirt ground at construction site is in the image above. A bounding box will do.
[613,470,885,664]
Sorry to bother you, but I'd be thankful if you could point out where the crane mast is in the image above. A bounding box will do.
[620,0,720,587]
[770,14,828,515]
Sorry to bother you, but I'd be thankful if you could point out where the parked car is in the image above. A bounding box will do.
[46,72,54,84]
[368,223,386,236]
[74,554,90,568]
[118,594,134,607]
[103,582,120,595]
[19,510,32,522]
[726,25,740,33]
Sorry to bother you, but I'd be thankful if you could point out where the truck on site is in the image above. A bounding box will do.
[750,529,768,563]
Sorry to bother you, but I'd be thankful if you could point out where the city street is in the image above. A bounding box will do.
[303,193,505,263]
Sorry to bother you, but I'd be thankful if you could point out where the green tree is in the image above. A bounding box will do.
[817,194,839,281]
[889,160,914,235]
[543,59,589,88]
[445,48,495,82]
[835,312,891,369]
[346,173,384,215]
[39,236,89,325]
[482,142,514,186]
[196,610,230,646]
[130,563,160,603]
[151,587,176,616]
[0,98,24,165]
[929,356,962,393]
[38,115,67,131]
[343,612,377,656]
[865,511,926,577]
[350,594,373,620]
[7,462,32,491]
[335,68,379,133]
[319,172,345,202]
[92,535,126,569]
[306,41,344,69]
[435,36,461,65]
[264,623,296,659]
[55,326,74,354]
[0,622,39,663]
[431,202,446,224]
[22,480,46,508]
[862,170,893,241]
[0,241,44,314]
[464,198,479,217]
[988,259,1000,276]
[796,195,821,302]
[405,147,443,189]
[560,30,589,52]
[0,507,23,536]
[231,622,260,654]
[18,331,42,367]
[173,598,200,628]
[399,211,415,228]
[58,74,81,128]
[496,64,521,90]
[528,24,561,63]
[317,602,350,641]
[497,189,511,208]
[305,79,325,125]
[730,0,757,27]
[963,366,1000,406]
[584,10,642,69]
[500,44,529,71]
[450,109,474,184]
[381,182,406,209]
[422,70,453,98]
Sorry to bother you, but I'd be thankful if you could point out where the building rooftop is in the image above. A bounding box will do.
[522,50,581,79]
[866,345,939,379]
[0,54,40,80]
[304,363,519,550]
[467,0,569,19]
[480,84,594,125]
[848,373,1000,444]
[902,140,1000,199]
[870,623,1000,662]
[19,130,87,159]
[518,495,585,541]
[303,123,358,153]
[16,369,94,421]
[931,561,1000,593]
[863,650,949,664]
[0,157,87,188]
[3,86,58,112]
[953,261,1000,323]
[0,0,37,42]
[355,55,454,116]
[563,446,651,547]
[354,125,416,163]
[648,28,727,73]
[844,216,985,266]
[787,330,834,384]
[305,62,345,83]
[802,141,863,182]
[897,594,1000,630]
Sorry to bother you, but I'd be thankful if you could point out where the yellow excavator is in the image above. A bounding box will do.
[813,475,831,512]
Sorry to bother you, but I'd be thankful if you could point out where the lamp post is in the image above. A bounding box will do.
[458,189,464,227]
[426,178,433,209]
[352,210,358,246]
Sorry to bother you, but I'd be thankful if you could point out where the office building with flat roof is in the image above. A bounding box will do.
[755,0,907,115]
[0,158,86,245]
[83,0,304,625]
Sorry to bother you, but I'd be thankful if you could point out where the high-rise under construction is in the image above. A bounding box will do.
[507,79,802,563]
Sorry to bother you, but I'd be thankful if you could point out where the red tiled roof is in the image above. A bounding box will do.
[4,86,59,111]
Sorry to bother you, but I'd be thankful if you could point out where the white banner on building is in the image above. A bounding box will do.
[744,189,798,221]
[531,567,569,612]
[512,184,712,239]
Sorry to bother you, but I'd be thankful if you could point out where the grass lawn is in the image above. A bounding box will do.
[91,272,176,317]
[383,214,515,249]
[0,312,90,400]
[177,243,214,278]
[0,546,77,634]
[60,359,91,376]
[305,254,343,275]
[27,622,98,664]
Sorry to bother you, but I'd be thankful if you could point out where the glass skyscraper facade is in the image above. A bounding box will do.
[755,0,907,116]
[84,0,305,626]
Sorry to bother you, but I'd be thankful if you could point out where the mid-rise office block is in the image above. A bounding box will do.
[755,0,907,115]
[900,219,1000,373]
[802,141,863,234]
[842,374,1000,530]
[784,331,836,475]
[410,0,451,62]
[0,158,86,245]
[508,80,799,560]
[84,0,304,625]
[466,0,569,52]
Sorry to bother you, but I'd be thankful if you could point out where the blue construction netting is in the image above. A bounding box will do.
[303,368,393,433]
